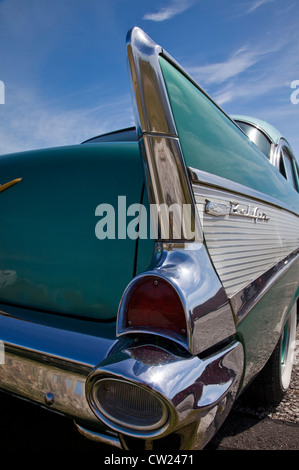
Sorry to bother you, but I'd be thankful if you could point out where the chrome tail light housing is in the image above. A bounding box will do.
[86,340,244,446]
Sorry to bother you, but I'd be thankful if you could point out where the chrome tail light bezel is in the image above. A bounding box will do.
[85,340,244,446]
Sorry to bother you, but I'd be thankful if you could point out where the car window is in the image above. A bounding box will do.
[281,147,298,191]
[235,121,272,159]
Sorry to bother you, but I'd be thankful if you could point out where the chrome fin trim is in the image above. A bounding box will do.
[127,27,202,243]
[125,28,235,354]
[126,28,174,137]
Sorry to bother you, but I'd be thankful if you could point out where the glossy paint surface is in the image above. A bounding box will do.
[159,56,299,214]
[157,52,299,387]
[236,257,299,387]
[0,142,150,320]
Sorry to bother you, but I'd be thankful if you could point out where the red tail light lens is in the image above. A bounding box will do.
[124,276,187,340]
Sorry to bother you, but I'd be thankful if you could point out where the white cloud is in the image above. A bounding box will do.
[198,31,299,157]
[212,77,278,106]
[143,0,195,21]
[246,0,275,14]
[185,28,298,106]
[0,86,133,155]
[188,34,289,88]
[188,47,260,85]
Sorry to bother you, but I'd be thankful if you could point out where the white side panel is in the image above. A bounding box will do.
[193,183,299,298]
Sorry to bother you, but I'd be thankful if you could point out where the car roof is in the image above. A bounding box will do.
[231,114,284,146]
[81,127,137,144]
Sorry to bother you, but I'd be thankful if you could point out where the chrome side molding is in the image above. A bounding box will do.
[189,166,298,215]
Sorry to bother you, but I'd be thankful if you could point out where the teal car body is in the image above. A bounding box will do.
[0,28,298,451]
[0,143,151,320]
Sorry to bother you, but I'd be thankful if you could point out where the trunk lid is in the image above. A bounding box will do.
[0,142,152,321]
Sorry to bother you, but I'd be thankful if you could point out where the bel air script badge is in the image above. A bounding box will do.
[205,200,270,222]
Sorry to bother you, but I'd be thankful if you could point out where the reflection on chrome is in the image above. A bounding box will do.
[117,241,236,355]
[86,339,244,448]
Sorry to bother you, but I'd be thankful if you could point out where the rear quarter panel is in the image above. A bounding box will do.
[158,55,299,385]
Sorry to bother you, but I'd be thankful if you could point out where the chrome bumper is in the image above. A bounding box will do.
[86,339,244,450]
[0,307,244,450]
[0,306,115,429]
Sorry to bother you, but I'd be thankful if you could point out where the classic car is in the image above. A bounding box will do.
[0,27,298,451]
[232,114,299,191]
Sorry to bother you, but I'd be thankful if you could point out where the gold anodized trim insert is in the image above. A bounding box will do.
[0,178,22,193]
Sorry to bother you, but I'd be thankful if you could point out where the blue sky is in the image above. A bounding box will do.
[0,0,298,158]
